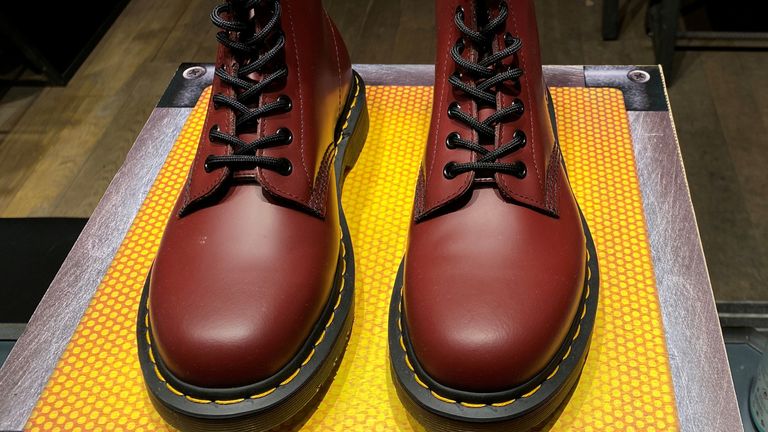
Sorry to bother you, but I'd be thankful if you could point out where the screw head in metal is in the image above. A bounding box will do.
[183,66,207,80]
[627,69,651,84]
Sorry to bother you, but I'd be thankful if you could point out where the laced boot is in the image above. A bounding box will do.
[137,1,368,429]
[389,0,599,429]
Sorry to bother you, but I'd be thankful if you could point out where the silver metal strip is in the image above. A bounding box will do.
[0,108,192,431]
[630,108,742,431]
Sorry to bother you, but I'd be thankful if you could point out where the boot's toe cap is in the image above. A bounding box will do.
[146,185,339,389]
[404,291,580,393]
[148,275,330,388]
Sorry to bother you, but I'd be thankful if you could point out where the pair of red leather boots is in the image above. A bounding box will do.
[136,0,599,430]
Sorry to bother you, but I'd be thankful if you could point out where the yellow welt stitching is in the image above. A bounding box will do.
[573,325,581,341]
[431,391,456,404]
[315,330,326,346]
[405,355,414,372]
[461,402,487,408]
[413,374,429,389]
[166,384,183,396]
[215,398,245,405]
[185,395,211,404]
[301,349,316,366]
[563,346,572,360]
[250,388,276,399]
[335,76,359,145]
[522,385,542,398]
[153,366,165,383]
[491,399,516,407]
[280,369,301,386]
[547,365,560,380]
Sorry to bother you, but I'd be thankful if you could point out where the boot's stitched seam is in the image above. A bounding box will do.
[259,75,361,210]
[285,0,311,186]
[398,245,593,408]
[144,242,347,405]
[308,76,362,211]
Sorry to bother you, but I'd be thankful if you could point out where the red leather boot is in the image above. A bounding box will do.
[389,0,599,429]
[136,1,367,430]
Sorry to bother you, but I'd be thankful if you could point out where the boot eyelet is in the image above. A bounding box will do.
[513,98,525,116]
[514,130,527,147]
[446,132,460,149]
[447,102,461,118]
[209,124,220,138]
[516,162,527,179]
[455,6,465,18]
[455,38,466,53]
[278,159,293,176]
[443,162,457,179]
[204,157,213,173]
[504,32,517,47]
[277,95,292,112]
[276,127,293,144]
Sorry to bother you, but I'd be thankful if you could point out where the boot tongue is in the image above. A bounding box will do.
[227,0,285,177]
[475,0,499,165]
[230,2,282,129]
[237,3,274,84]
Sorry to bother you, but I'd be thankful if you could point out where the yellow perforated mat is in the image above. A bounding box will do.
[26,85,679,431]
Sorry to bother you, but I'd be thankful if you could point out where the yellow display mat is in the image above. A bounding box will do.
[27,86,679,431]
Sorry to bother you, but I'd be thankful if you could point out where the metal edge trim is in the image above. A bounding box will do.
[0,108,193,431]
[629,65,742,432]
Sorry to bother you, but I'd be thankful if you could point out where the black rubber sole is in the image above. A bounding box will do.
[388,212,600,431]
[137,71,369,432]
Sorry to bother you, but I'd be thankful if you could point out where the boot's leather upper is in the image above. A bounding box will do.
[149,0,351,388]
[404,0,586,393]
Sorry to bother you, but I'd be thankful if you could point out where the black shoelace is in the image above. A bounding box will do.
[205,0,293,176]
[443,1,527,180]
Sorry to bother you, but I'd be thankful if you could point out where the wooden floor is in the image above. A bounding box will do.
[0,0,765,301]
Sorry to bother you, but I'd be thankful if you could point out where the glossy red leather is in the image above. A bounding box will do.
[404,0,586,392]
[149,0,350,388]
